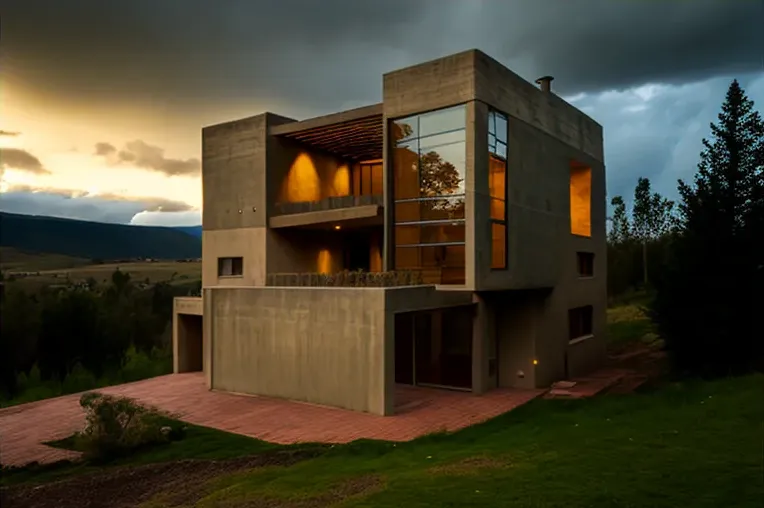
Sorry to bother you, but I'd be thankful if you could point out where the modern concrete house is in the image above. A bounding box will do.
[173,49,606,416]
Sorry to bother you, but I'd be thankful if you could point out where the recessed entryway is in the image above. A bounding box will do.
[176,314,203,373]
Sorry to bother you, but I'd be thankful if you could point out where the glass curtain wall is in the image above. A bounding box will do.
[488,109,508,269]
[391,105,467,285]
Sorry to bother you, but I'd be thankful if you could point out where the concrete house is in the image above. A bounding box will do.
[173,49,607,416]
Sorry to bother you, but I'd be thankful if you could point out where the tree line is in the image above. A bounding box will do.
[614,79,762,377]
[0,269,200,401]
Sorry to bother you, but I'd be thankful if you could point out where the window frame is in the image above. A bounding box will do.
[488,109,509,270]
[391,105,468,285]
[576,252,595,278]
[568,305,594,343]
[217,256,244,278]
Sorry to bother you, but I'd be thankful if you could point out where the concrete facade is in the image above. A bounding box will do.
[173,49,607,414]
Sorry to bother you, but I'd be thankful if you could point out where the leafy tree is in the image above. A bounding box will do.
[608,196,632,245]
[650,79,764,377]
[631,177,675,286]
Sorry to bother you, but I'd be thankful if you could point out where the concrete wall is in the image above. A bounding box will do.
[206,286,390,415]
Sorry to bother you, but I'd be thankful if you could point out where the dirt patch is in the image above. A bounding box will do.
[0,449,322,508]
[428,456,510,476]
[236,475,384,508]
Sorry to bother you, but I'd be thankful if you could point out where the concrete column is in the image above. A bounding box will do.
[203,289,214,389]
[383,310,396,415]
[471,293,492,394]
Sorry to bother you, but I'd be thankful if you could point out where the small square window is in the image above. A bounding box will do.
[218,257,243,277]
[576,252,594,277]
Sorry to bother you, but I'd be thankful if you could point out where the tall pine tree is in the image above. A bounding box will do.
[650,80,763,377]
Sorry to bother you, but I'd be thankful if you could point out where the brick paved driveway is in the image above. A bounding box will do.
[0,373,544,467]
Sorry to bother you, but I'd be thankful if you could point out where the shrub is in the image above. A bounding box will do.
[77,392,175,461]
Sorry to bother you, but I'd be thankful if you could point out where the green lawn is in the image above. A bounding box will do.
[0,418,301,487]
[184,373,763,508]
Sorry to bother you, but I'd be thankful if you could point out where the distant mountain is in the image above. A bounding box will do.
[174,225,202,238]
[0,212,201,261]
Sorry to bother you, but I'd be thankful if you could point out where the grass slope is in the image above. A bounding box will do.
[0,212,201,260]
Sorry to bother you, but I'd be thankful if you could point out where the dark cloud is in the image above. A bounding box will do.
[3,0,761,112]
[0,184,195,224]
[94,142,116,156]
[0,148,49,174]
[0,130,21,137]
[95,140,200,176]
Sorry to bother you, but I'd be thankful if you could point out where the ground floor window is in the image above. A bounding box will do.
[568,305,593,341]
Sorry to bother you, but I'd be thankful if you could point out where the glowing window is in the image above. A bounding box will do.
[488,109,508,270]
[570,164,592,237]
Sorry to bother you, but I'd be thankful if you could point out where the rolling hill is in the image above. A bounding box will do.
[174,225,202,238]
[0,212,201,261]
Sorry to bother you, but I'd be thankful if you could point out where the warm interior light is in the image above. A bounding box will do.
[532,359,538,366]
[282,152,321,203]
[334,225,341,230]
[570,164,592,237]
[317,249,332,274]
[331,164,350,197]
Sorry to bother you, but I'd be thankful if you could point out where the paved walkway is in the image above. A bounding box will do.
[0,373,544,467]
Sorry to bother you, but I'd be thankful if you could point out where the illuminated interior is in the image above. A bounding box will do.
[281,152,321,203]
[391,105,467,285]
[352,159,383,196]
[278,149,385,206]
[317,249,334,274]
[488,109,508,270]
[569,163,592,237]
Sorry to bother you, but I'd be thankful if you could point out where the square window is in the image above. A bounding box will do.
[218,257,243,277]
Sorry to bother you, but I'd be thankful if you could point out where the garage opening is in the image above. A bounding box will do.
[394,305,474,391]
[177,314,203,372]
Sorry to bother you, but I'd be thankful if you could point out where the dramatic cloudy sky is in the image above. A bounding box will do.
[1,0,762,226]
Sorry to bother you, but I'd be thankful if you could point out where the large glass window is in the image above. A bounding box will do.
[488,109,508,269]
[392,105,466,285]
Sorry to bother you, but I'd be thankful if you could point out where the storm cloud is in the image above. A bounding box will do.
[0,148,49,175]
[95,140,200,176]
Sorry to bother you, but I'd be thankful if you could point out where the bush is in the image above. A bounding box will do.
[77,393,174,462]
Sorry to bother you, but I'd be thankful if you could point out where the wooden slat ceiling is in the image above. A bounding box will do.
[278,114,383,162]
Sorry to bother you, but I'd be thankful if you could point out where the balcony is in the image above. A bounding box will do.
[269,105,384,229]
[273,194,383,216]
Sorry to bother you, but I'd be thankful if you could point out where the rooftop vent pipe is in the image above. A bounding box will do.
[535,75,554,92]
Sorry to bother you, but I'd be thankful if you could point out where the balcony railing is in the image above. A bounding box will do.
[267,270,423,287]
[272,194,383,216]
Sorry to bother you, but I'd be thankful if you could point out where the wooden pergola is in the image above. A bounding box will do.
[270,104,383,161]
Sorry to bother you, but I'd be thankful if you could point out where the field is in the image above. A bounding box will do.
[2,248,201,291]
[0,247,91,272]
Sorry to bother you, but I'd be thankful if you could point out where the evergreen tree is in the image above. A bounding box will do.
[650,79,764,377]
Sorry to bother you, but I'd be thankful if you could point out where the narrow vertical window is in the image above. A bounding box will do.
[488,109,508,269]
